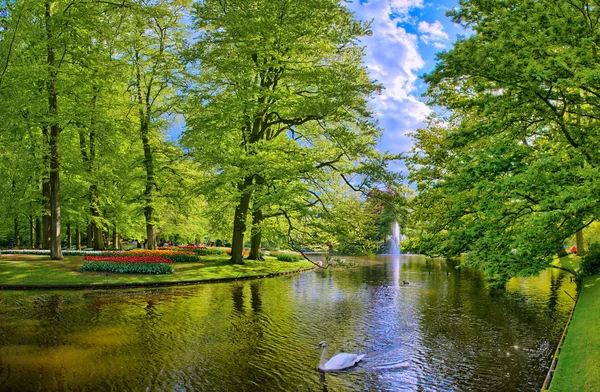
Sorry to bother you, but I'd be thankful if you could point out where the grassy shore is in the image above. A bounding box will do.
[550,273,600,391]
[0,254,314,287]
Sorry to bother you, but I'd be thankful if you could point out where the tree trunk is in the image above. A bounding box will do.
[75,227,81,250]
[29,217,34,249]
[66,221,71,249]
[113,223,119,250]
[46,0,62,260]
[230,176,254,264]
[576,229,585,256]
[557,247,568,258]
[141,127,157,250]
[42,177,51,249]
[93,222,104,250]
[248,208,264,261]
[135,51,158,251]
[87,223,94,248]
[35,217,42,248]
[13,216,19,248]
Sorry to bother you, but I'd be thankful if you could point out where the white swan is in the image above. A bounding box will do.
[316,341,365,372]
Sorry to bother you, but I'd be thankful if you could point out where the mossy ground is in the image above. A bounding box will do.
[0,254,314,287]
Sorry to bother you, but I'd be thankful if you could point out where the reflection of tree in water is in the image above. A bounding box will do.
[411,260,574,391]
[232,285,245,314]
[225,281,286,391]
[33,295,64,348]
[547,271,565,322]
[250,282,262,313]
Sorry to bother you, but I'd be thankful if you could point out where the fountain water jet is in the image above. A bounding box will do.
[380,221,401,255]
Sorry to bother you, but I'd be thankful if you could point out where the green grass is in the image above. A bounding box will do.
[553,254,581,272]
[0,254,314,287]
[550,274,600,391]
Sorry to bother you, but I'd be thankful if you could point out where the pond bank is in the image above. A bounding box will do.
[0,254,315,289]
[549,273,600,391]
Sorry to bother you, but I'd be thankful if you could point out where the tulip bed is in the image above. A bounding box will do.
[119,250,201,262]
[81,255,174,274]
[81,261,174,274]
[83,256,172,263]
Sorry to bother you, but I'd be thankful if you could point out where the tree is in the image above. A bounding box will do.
[124,0,190,250]
[409,0,600,287]
[184,0,383,264]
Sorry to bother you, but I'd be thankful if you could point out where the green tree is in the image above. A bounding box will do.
[184,0,382,264]
[409,0,600,286]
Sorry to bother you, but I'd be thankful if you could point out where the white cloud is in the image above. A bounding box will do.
[417,20,449,46]
[389,0,424,13]
[345,0,431,159]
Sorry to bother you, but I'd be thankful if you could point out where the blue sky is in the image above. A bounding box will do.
[344,0,465,173]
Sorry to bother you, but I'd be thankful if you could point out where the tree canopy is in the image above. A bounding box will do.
[408,0,600,287]
[0,0,403,260]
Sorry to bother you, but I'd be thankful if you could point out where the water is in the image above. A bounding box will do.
[381,221,401,255]
[0,256,575,391]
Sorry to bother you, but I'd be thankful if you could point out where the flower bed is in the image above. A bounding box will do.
[111,250,201,262]
[126,249,195,256]
[84,256,173,263]
[81,261,174,274]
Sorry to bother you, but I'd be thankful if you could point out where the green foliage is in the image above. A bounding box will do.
[581,244,600,277]
[276,253,303,262]
[81,261,174,274]
[183,0,393,262]
[407,0,600,287]
[196,248,228,256]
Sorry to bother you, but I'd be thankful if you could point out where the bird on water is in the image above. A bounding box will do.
[316,341,365,372]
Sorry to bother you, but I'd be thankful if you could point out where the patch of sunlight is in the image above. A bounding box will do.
[69,327,131,348]
[0,345,133,386]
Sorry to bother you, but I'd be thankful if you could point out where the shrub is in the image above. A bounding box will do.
[198,248,228,255]
[581,243,600,276]
[276,253,303,262]
[81,261,174,274]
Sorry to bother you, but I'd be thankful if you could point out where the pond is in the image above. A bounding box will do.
[0,255,576,391]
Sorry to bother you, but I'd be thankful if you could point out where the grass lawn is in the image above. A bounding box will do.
[550,274,600,391]
[0,254,315,287]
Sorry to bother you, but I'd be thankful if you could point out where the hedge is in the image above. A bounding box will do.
[276,253,303,262]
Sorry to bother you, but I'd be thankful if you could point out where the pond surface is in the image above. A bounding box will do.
[0,256,576,391]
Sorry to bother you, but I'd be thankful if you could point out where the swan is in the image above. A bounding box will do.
[316,341,365,372]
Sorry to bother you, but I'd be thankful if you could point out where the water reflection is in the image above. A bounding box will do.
[0,256,576,391]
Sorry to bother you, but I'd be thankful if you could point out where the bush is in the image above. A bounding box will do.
[581,243,600,276]
[81,261,174,274]
[198,248,228,255]
[276,253,303,262]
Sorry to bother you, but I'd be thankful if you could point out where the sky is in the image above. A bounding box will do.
[343,0,465,173]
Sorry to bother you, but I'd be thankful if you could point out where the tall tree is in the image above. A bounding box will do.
[125,0,189,250]
[185,0,383,264]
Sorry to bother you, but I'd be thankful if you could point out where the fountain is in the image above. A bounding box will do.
[380,221,401,255]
